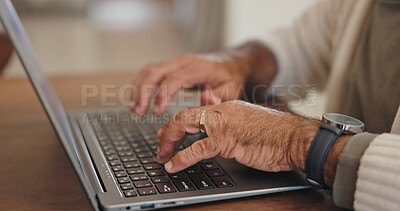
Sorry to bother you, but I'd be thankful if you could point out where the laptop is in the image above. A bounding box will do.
[0,0,309,210]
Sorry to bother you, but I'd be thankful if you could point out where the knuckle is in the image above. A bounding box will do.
[173,112,183,123]
[146,67,158,77]
[187,144,202,159]
[202,140,218,153]
[194,140,217,158]
[208,111,224,129]
[179,108,191,117]
[164,73,179,82]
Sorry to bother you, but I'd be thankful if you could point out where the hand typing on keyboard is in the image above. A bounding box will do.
[156,100,321,174]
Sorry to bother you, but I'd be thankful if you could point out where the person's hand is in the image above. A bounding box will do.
[131,53,249,116]
[156,100,321,173]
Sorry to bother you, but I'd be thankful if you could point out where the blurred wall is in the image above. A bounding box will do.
[224,0,318,47]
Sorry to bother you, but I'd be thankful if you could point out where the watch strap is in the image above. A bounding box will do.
[306,123,343,188]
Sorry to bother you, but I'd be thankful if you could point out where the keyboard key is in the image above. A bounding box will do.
[102,145,113,151]
[127,167,144,175]
[137,152,153,158]
[124,161,140,168]
[205,170,225,177]
[201,163,219,171]
[131,142,146,148]
[118,151,134,157]
[149,145,158,151]
[115,171,127,178]
[137,187,157,196]
[185,166,203,175]
[118,177,130,184]
[199,159,213,164]
[140,157,156,164]
[112,165,124,172]
[134,180,152,188]
[143,163,161,170]
[146,140,158,145]
[134,147,150,153]
[155,182,177,194]
[104,149,116,155]
[190,174,215,190]
[151,176,169,183]
[124,190,137,197]
[109,160,121,166]
[212,177,233,188]
[173,179,196,191]
[168,171,186,180]
[107,154,119,161]
[116,146,131,151]
[130,174,148,181]
[114,141,129,146]
[148,170,165,177]
[121,183,134,190]
[176,145,185,153]
[121,156,137,162]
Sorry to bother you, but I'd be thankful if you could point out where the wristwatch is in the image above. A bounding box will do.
[305,113,365,188]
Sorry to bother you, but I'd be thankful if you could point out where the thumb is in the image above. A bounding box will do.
[164,137,219,173]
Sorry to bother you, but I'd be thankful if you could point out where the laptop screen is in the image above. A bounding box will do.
[0,0,84,178]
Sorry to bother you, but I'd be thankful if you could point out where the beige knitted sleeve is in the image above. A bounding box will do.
[353,133,400,210]
[261,0,350,99]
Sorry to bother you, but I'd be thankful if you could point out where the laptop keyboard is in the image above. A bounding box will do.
[86,111,233,197]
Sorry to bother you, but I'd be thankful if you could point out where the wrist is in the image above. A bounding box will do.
[289,118,320,172]
[290,118,352,188]
[323,135,351,188]
[229,41,277,83]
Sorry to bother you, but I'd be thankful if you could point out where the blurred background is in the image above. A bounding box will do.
[0,0,323,116]
[1,0,317,78]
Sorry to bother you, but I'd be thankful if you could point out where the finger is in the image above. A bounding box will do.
[153,68,209,115]
[134,56,193,115]
[164,138,220,173]
[156,108,201,163]
[157,108,220,163]
[130,72,147,110]
[201,89,222,105]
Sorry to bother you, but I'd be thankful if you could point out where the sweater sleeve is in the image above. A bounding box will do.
[332,132,377,209]
[260,0,349,100]
[353,133,400,210]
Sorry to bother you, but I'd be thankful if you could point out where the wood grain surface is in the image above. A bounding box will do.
[0,74,343,210]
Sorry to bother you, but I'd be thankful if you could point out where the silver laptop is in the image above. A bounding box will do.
[0,0,309,210]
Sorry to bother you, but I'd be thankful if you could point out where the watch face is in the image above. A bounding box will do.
[323,113,365,134]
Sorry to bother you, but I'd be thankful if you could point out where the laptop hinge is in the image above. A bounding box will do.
[70,115,106,194]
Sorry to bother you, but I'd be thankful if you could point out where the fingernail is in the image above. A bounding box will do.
[164,161,172,171]
[153,105,161,114]
[156,128,163,138]
[135,107,141,115]
[214,96,221,104]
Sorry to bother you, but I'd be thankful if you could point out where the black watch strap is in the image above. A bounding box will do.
[306,123,343,188]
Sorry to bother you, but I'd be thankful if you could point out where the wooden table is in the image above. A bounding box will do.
[0,74,343,210]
